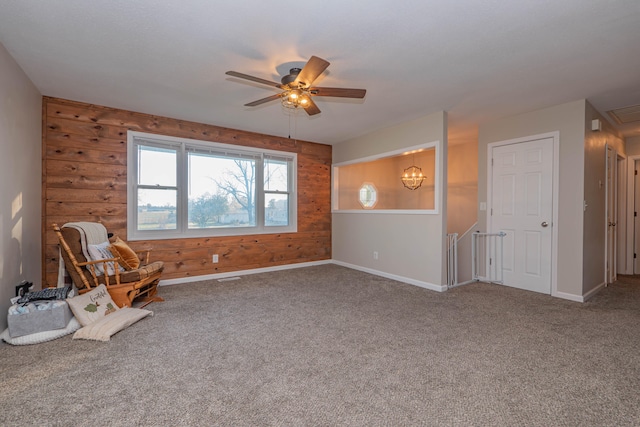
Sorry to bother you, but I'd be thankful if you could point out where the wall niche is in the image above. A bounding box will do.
[333,142,438,212]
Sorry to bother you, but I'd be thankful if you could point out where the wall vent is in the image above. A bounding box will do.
[607,104,640,124]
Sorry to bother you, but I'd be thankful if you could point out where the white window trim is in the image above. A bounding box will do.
[127,131,297,240]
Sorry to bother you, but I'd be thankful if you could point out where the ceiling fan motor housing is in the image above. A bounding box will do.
[281,68,302,86]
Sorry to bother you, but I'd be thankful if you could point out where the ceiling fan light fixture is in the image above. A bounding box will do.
[282,88,311,110]
[289,89,301,100]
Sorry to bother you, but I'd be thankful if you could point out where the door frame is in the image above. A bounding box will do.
[616,153,627,275]
[605,145,617,284]
[605,146,628,281]
[486,131,559,296]
[626,155,640,274]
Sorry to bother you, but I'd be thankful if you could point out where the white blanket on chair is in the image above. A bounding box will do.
[57,222,109,288]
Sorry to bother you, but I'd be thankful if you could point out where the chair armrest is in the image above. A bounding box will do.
[77,258,123,286]
[77,258,120,267]
[136,248,153,265]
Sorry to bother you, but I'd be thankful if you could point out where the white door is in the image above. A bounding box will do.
[490,137,553,294]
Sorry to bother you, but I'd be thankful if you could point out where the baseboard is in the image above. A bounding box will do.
[552,291,584,303]
[582,281,607,302]
[330,260,447,292]
[159,260,599,302]
[158,260,332,286]
[553,281,605,303]
[551,282,607,302]
[159,259,447,293]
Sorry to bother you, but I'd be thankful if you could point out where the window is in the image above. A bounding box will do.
[127,131,297,240]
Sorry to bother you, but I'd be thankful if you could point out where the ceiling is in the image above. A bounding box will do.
[1,1,639,145]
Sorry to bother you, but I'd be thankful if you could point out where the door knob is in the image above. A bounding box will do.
[541,221,548,227]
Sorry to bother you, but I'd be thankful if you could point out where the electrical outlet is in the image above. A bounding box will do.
[373,251,379,260]
[212,254,219,263]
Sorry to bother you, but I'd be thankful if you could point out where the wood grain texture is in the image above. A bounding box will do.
[43,97,332,287]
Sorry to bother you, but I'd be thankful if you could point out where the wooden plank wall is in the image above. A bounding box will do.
[42,97,332,287]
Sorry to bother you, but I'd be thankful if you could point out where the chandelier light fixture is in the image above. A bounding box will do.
[401,165,425,190]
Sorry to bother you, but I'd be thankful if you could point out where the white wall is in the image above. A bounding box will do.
[332,111,448,288]
[478,100,586,298]
[0,42,42,330]
[625,136,640,156]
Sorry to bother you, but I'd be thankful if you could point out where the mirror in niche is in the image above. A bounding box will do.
[359,183,377,208]
[334,145,437,211]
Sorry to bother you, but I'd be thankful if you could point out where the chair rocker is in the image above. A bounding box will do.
[53,223,164,308]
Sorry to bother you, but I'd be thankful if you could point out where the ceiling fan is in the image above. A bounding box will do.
[225,56,366,116]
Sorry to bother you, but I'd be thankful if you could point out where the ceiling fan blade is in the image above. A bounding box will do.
[309,87,367,99]
[303,98,321,116]
[225,71,282,88]
[293,56,330,87]
[245,94,282,107]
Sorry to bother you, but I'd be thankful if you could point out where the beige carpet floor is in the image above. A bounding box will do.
[1,264,639,426]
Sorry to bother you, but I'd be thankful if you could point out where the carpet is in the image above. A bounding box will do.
[1,264,639,426]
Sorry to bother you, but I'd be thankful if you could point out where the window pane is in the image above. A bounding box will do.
[188,192,229,229]
[137,188,177,230]
[265,193,289,226]
[188,152,256,228]
[264,159,288,192]
[138,145,176,186]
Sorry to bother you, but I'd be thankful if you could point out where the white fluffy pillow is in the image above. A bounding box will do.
[1,317,81,345]
[66,284,119,326]
[87,241,125,276]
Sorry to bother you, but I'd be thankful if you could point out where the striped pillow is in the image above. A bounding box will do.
[73,307,153,342]
[87,241,125,276]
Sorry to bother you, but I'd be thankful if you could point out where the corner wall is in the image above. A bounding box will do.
[332,111,448,288]
[478,100,586,297]
[0,42,42,330]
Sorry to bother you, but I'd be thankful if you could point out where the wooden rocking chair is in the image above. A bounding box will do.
[53,223,164,308]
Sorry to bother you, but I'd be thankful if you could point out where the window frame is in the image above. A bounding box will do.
[127,131,297,240]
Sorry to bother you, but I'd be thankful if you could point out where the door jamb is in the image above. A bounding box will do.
[616,152,627,275]
[486,131,559,296]
[626,155,640,274]
[604,145,619,285]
